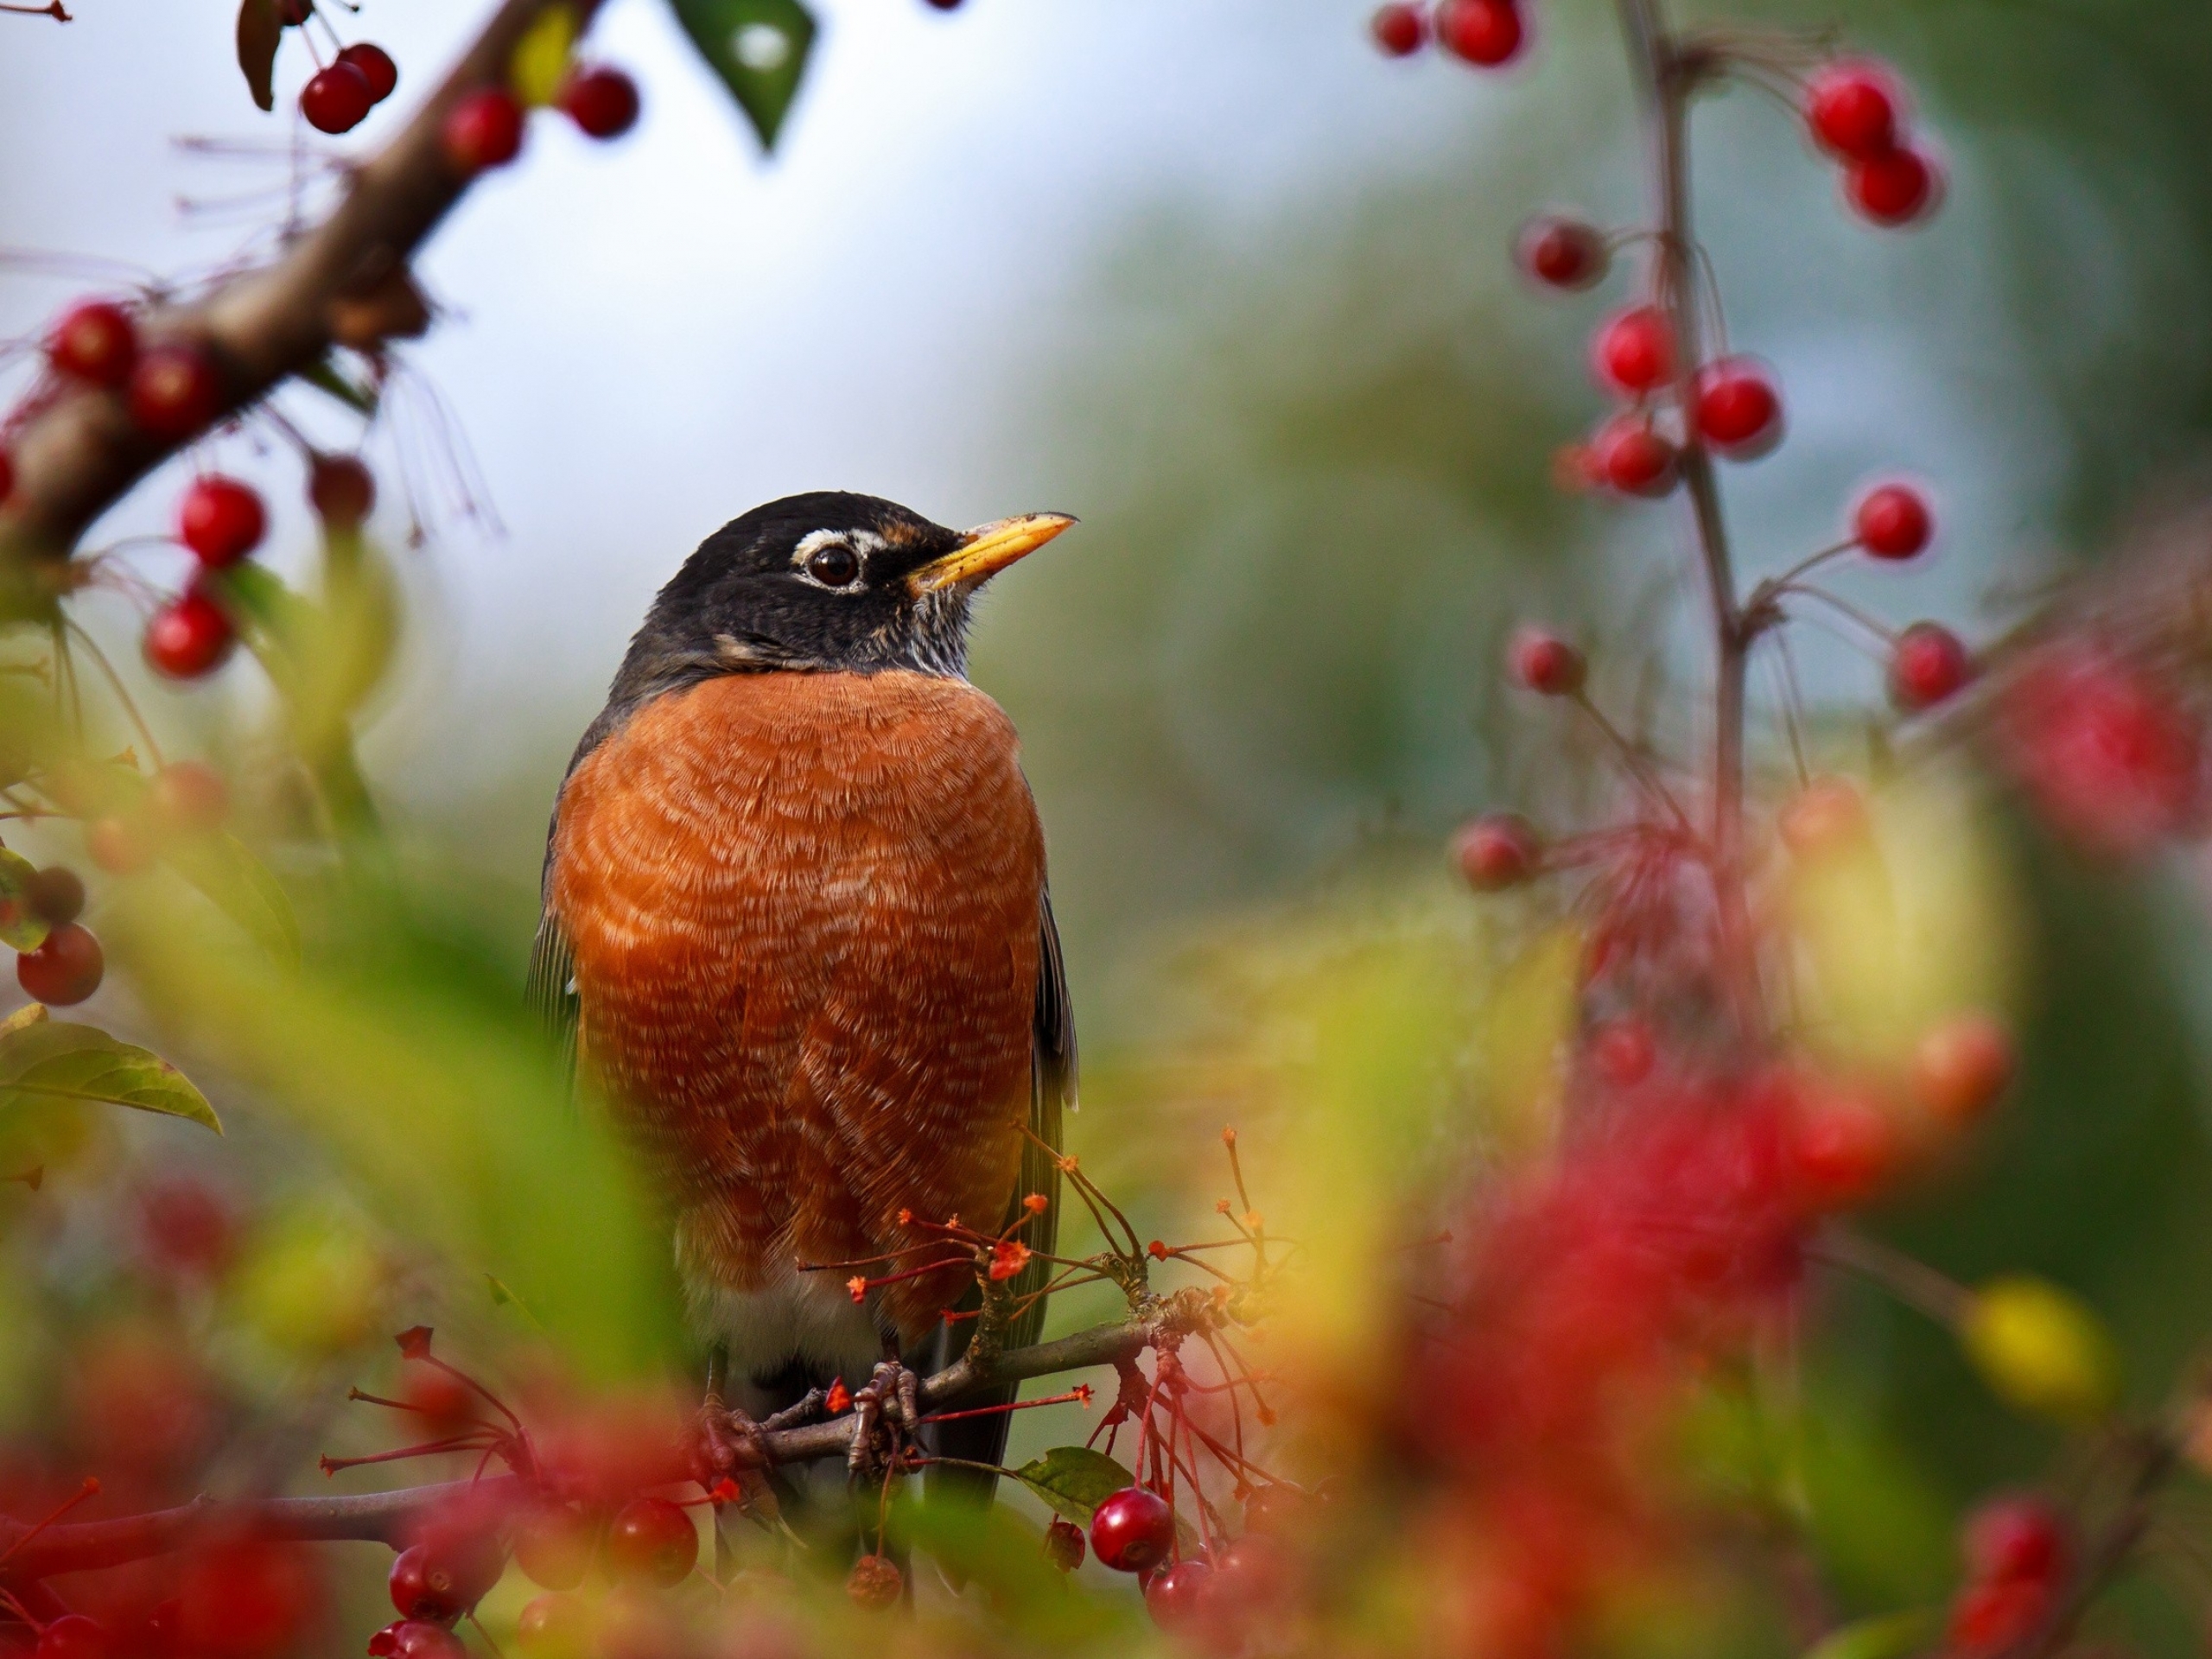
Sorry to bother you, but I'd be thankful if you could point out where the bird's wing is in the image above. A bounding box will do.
[525,905,581,1076]
[923,885,1076,1507]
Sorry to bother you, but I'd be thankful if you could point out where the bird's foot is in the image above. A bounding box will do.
[689,1389,823,1523]
[846,1359,923,1479]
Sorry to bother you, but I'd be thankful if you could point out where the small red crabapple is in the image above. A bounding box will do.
[1090,1486,1175,1573]
[1508,626,1586,696]
[178,476,265,568]
[26,866,86,926]
[1854,482,1934,559]
[1889,621,1972,711]
[127,342,222,442]
[1790,1087,1897,1207]
[366,1622,467,1659]
[515,1595,591,1656]
[150,760,230,834]
[1370,3,1427,57]
[34,1614,109,1659]
[309,454,377,528]
[139,1177,236,1278]
[17,922,105,1006]
[1043,1516,1087,1571]
[1778,776,1870,859]
[1912,1014,2014,1126]
[1434,0,1523,67]
[512,1503,596,1592]
[1592,304,1675,394]
[442,88,526,174]
[1948,1578,2050,1656]
[87,817,150,876]
[1804,60,1904,160]
[1847,147,1942,226]
[1962,1494,2069,1586]
[337,42,399,103]
[1693,357,1783,458]
[1242,1484,1314,1534]
[562,66,642,139]
[144,588,235,680]
[603,1497,697,1586]
[301,61,376,135]
[1453,812,1541,891]
[1145,1559,1217,1629]
[48,301,138,387]
[1516,216,1609,289]
[1592,413,1679,497]
[846,1553,904,1611]
[1588,1016,1656,1086]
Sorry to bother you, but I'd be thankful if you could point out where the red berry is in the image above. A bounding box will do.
[18,922,104,1006]
[512,1503,594,1592]
[150,760,230,834]
[0,447,13,506]
[561,65,641,138]
[1592,413,1679,496]
[1453,812,1540,891]
[846,1553,903,1611]
[48,302,137,387]
[308,454,376,527]
[35,1614,108,1659]
[338,42,399,103]
[1693,357,1783,458]
[1804,61,1903,160]
[1847,146,1941,226]
[1890,621,1971,711]
[1913,1014,2014,1126]
[1592,304,1675,393]
[127,343,222,441]
[26,866,85,926]
[1434,0,1523,66]
[367,1622,467,1659]
[1090,1486,1175,1573]
[139,1177,236,1277]
[1948,1578,2050,1656]
[1963,1494,2069,1586]
[1211,1533,1289,1607]
[515,1595,590,1656]
[86,818,149,876]
[387,1536,501,1624]
[1854,482,1933,559]
[1145,1559,1217,1629]
[1241,1484,1314,1535]
[1589,1016,1656,1087]
[1042,1516,1086,1571]
[1778,777,1870,859]
[144,589,235,680]
[1508,626,1586,696]
[603,1497,696,1586]
[442,88,526,174]
[1516,215,1608,289]
[178,475,265,568]
[1370,3,1427,55]
[301,61,376,135]
[1790,1088,1896,1206]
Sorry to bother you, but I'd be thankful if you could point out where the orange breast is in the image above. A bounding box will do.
[547,669,1045,1344]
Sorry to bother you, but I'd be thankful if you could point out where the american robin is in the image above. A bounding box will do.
[527,492,1077,1511]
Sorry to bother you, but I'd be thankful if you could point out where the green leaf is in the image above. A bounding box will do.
[164,833,302,968]
[1802,1611,1939,1659]
[297,356,378,416]
[236,0,282,113]
[0,1019,219,1133]
[0,849,50,953]
[1012,1446,1139,1526]
[667,0,817,151]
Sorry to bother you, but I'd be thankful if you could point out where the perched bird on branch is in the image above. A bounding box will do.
[528,492,1076,1522]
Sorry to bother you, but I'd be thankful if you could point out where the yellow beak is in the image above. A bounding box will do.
[906,512,1077,597]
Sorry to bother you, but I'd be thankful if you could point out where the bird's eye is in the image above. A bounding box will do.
[805,543,861,588]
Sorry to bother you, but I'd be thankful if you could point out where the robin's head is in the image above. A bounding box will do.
[607,491,1074,706]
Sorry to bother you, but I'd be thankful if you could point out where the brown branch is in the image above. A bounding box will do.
[0,0,606,562]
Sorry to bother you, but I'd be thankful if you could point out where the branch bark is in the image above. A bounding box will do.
[0,0,605,562]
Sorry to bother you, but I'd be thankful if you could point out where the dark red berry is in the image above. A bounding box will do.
[1453,813,1541,891]
[603,1497,696,1587]
[178,476,265,568]
[1790,1088,1896,1206]
[442,88,526,174]
[139,1177,237,1277]
[274,0,311,22]
[301,61,376,135]
[150,760,230,833]
[1962,1494,2068,1586]
[1913,1014,2014,1126]
[1516,215,1607,289]
[308,454,376,527]
[1592,414,1678,496]
[1593,304,1675,393]
[128,342,222,441]
[144,589,235,680]
[48,301,137,387]
[1042,1516,1086,1571]
[561,65,640,139]
[846,1553,903,1611]
[1589,1016,1656,1086]
[1847,146,1940,226]
[1948,1578,2050,1656]
[1090,1486,1175,1573]
[367,1622,467,1659]
[1145,1559,1216,1629]
[1805,61,1902,160]
[0,447,13,506]
[338,42,399,103]
[26,866,85,927]
[35,1614,108,1659]
[1890,621,1971,711]
[1508,626,1586,696]
[1370,3,1427,56]
[1435,0,1523,66]
[1693,357,1783,458]
[1854,482,1933,559]
[512,1503,595,1592]
[387,1537,501,1623]
[18,922,104,1006]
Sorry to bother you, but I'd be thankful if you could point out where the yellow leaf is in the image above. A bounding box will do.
[510,3,577,107]
[1961,1275,2120,1424]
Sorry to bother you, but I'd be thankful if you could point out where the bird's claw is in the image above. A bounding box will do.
[847,1359,922,1478]
[690,1392,785,1522]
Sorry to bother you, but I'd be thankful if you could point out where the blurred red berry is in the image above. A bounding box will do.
[1454,812,1541,892]
[846,1553,903,1611]
[1998,643,2201,855]
[1370,3,1427,55]
[1516,215,1607,289]
[35,1615,109,1659]
[1091,1486,1175,1573]
[1593,305,1675,393]
[1242,1484,1314,1535]
[1509,626,1586,696]
[562,65,641,137]
[26,866,85,926]
[1948,1577,2051,1655]
[178,476,265,568]
[1435,0,1523,66]
[151,760,231,834]
[1592,413,1679,496]
[512,1503,595,1591]
[1963,1494,2069,1586]
[301,61,376,134]
[309,454,377,527]
[145,589,235,680]
[1912,1014,2014,1126]
[1589,1016,1656,1087]
[338,42,399,103]
[128,342,222,441]
[0,447,13,506]
[1854,482,1933,558]
[1146,1558,1217,1629]
[515,1595,590,1655]
[86,817,149,875]
[1790,1088,1896,1206]
[140,1177,237,1277]
[1043,1516,1086,1571]
[18,922,104,1006]
[366,1622,466,1659]
[175,1539,323,1659]
[1889,622,1971,711]
[442,88,526,174]
[604,1497,696,1586]
[48,301,137,387]
[1847,146,1941,226]
[1693,357,1783,457]
[1778,777,1870,859]
[1804,60,1903,160]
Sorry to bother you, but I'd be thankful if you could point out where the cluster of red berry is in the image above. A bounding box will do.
[1369,0,1526,68]
[1804,60,1943,227]
[1945,1494,2070,1655]
[301,41,400,136]
[438,61,642,181]
[1076,1480,1306,1646]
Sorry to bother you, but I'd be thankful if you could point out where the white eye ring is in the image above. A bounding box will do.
[792,528,886,591]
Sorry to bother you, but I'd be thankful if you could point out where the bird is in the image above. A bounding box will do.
[526,491,1076,1527]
